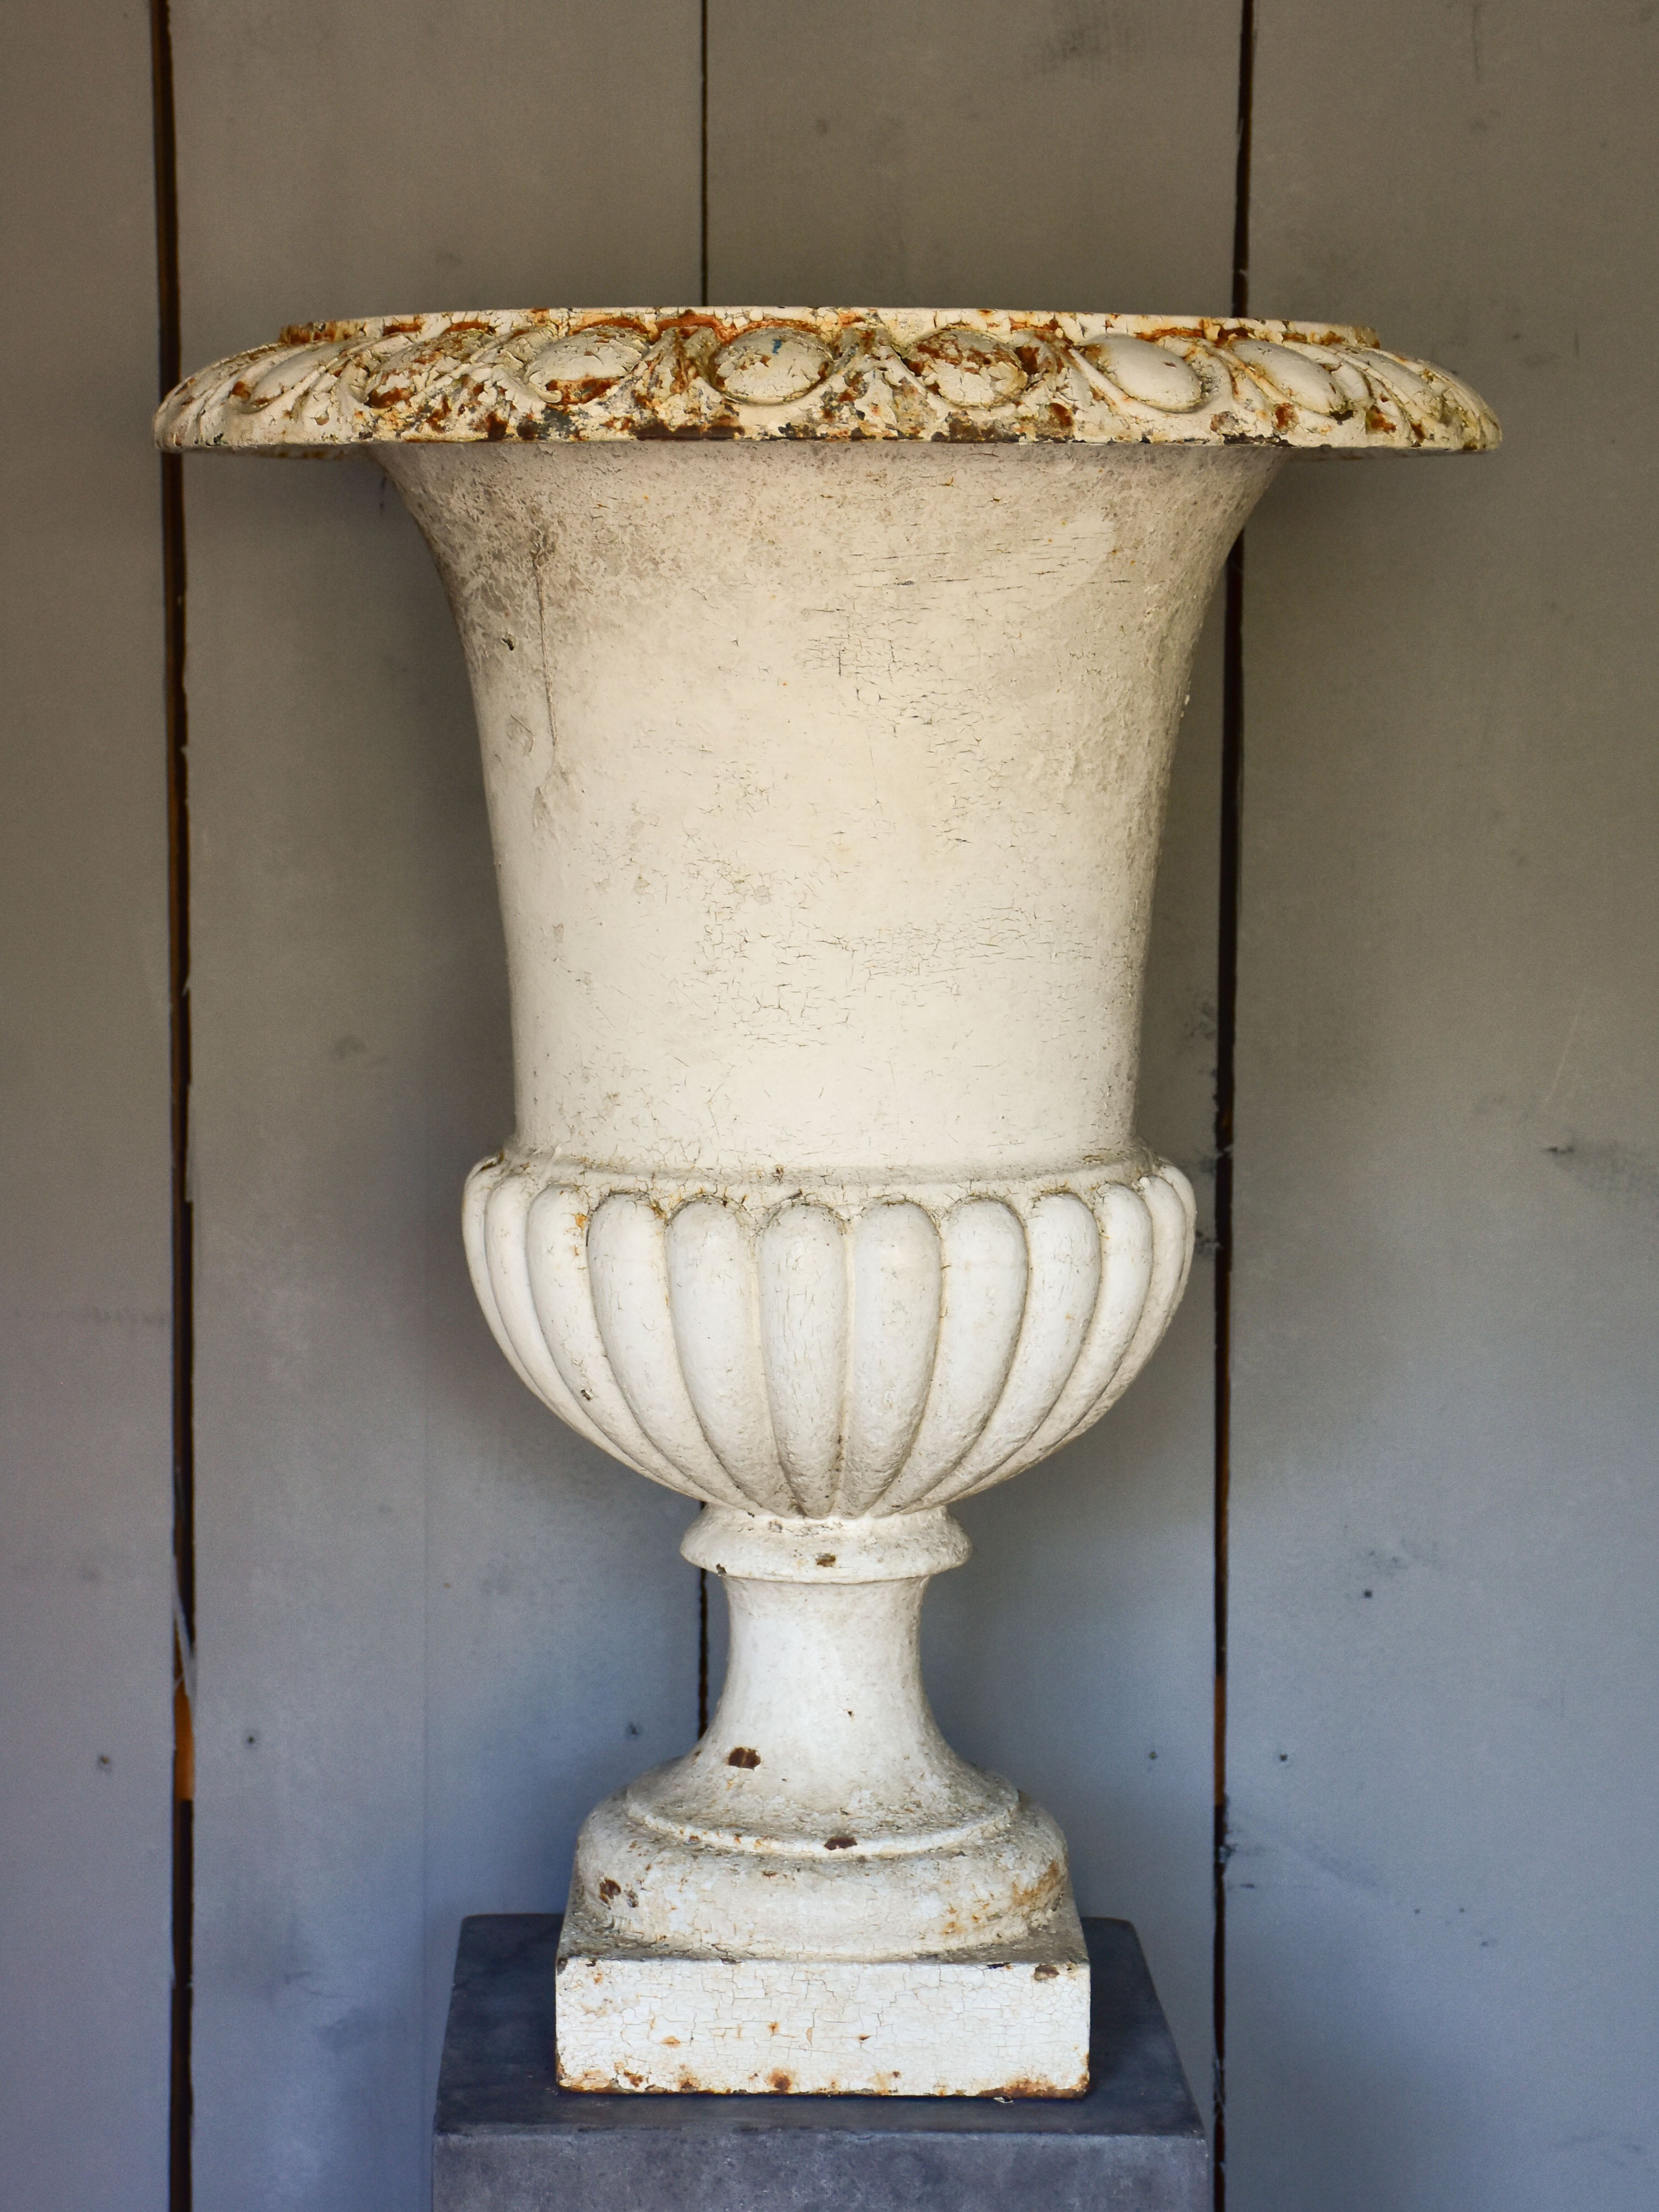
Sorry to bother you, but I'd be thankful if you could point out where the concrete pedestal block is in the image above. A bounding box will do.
[433,1914,1208,2211]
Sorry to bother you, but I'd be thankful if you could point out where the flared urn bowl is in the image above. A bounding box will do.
[160,307,1496,2095]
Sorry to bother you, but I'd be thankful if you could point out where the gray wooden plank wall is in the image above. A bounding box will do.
[1229,5,1659,2207]
[0,6,175,2210]
[168,7,705,2206]
[4,4,1654,2210]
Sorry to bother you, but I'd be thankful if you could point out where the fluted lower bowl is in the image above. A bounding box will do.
[463,1152,1194,1517]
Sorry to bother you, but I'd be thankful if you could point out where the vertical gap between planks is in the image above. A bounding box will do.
[698,0,710,308]
[1214,2,1256,2205]
[696,0,711,1735]
[149,0,194,2204]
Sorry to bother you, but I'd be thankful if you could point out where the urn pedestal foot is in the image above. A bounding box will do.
[556,1506,1090,2095]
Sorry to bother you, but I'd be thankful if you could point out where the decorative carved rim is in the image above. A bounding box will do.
[156,307,1499,455]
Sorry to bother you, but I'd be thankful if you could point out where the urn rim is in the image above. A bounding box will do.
[156,305,1500,456]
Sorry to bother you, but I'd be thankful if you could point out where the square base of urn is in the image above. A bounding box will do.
[553,1910,1091,2098]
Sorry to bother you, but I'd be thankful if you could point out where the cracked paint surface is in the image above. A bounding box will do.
[554,1943,1090,2097]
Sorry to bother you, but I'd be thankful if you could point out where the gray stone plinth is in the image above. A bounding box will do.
[434,1914,1207,2211]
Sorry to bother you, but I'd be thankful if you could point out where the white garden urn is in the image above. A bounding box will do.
[160,308,1496,2098]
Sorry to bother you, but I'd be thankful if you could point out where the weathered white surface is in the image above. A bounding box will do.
[376,436,1276,1182]
[0,7,174,2207]
[554,1938,1090,2098]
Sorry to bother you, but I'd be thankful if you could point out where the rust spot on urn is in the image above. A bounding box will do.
[994,2073,1089,2099]
[824,1833,858,1850]
[1008,1857,1069,1914]
[726,1746,761,1768]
